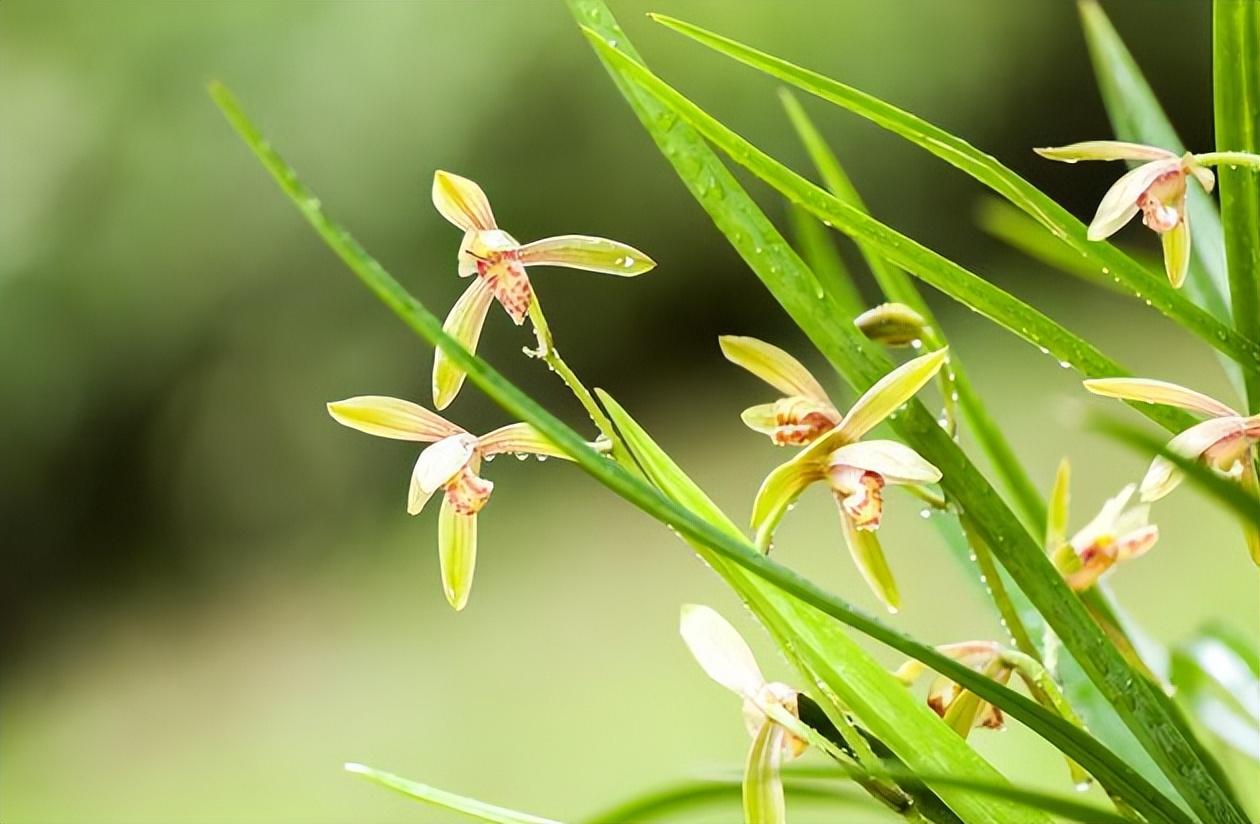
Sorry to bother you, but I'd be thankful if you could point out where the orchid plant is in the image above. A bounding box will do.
[211,0,1260,822]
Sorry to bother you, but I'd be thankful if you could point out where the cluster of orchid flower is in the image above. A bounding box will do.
[326,144,1260,818]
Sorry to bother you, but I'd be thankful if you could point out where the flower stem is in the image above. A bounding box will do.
[1192,150,1260,170]
[526,298,637,471]
[958,515,1040,661]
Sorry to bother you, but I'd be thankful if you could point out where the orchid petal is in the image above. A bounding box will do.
[438,497,478,611]
[1071,484,1137,549]
[827,440,941,485]
[750,452,826,551]
[1082,378,1239,417]
[719,336,830,402]
[477,422,573,460]
[743,721,787,824]
[1187,160,1216,193]
[1046,458,1071,552]
[328,396,462,442]
[1114,524,1160,562]
[679,604,766,699]
[1161,211,1191,288]
[1035,141,1177,163]
[518,235,656,275]
[433,278,496,411]
[408,434,478,516]
[835,348,948,442]
[941,687,989,737]
[839,511,900,612]
[1141,416,1249,501]
[432,171,496,233]
[740,403,779,435]
[1087,159,1179,240]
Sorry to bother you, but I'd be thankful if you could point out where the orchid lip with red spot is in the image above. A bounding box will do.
[430,170,657,409]
[326,396,587,610]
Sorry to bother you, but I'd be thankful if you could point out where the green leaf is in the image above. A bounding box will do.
[648,13,1260,378]
[1212,0,1260,414]
[787,201,863,316]
[584,778,864,824]
[576,34,1238,824]
[1171,630,1260,762]
[344,763,562,824]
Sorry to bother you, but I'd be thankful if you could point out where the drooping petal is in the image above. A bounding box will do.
[1114,524,1159,562]
[518,235,656,275]
[1034,141,1177,163]
[718,336,830,402]
[328,396,463,442]
[437,497,478,611]
[1046,457,1071,552]
[750,452,827,551]
[1082,377,1239,417]
[433,277,496,411]
[1186,159,1216,194]
[432,171,496,233]
[477,422,573,460]
[827,440,941,486]
[835,347,948,442]
[1087,159,1180,240]
[941,687,990,737]
[1140,416,1249,501]
[743,721,787,824]
[1161,210,1191,288]
[839,511,900,612]
[679,604,766,699]
[408,434,478,514]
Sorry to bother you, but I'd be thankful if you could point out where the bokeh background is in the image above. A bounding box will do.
[3,1,1256,822]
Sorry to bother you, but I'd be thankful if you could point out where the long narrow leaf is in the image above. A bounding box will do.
[344,763,562,824]
[1211,0,1260,413]
[580,35,1238,824]
[648,14,1260,377]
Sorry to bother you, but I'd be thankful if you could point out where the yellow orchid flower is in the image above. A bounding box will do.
[720,336,841,446]
[679,604,806,824]
[1083,377,1260,564]
[1035,141,1215,288]
[430,171,656,409]
[1046,463,1159,592]
[327,396,579,610]
[747,348,948,611]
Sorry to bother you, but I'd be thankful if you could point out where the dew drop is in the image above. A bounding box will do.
[484,454,496,462]
[515,453,529,461]
[536,454,548,462]
[1074,781,1092,793]
[1038,345,1049,355]
[1101,267,1110,275]
[1058,360,1071,369]
[910,339,923,350]
[919,508,931,519]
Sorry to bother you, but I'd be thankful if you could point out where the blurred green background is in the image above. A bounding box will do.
[2,1,1256,822]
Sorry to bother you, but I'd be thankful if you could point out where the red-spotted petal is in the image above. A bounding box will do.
[437,497,478,611]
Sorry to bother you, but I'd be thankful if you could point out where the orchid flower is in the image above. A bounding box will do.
[747,348,948,611]
[680,604,806,824]
[1035,141,1215,288]
[430,171,656,409]
[896,641,1092,786]
[327,396,578,610]
[720,336,840,446]
[1083,377,1260,563]
[1047,471,1159,592]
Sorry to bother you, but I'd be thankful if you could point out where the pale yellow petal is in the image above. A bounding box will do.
[438,497,478,611]
[827,440,941,485]
[518,235,655,275]
[433,278,496,411]
[743,721,787,824]
[1087,159,1179,240]
[328,396,462,442]
[1082,378,1238,417]
[1034,141,1176,163]
[839,510,900,613]
[1046,457,1071,552]
[719,336,830,402]
[750,452,826,551]
[432,171,496,233]
[835,348,948,442]
[1161,211,1191,288]
[740,403,779,436]
[477,422,573,460]
[679,604,766,699]
[1140,417,1248,501]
